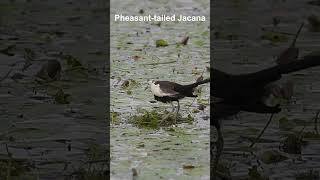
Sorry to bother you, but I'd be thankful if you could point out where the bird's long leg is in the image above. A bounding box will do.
[174,100,180,124]
[170,102,175,113]
[160,102,176,125]
[250,113,274,148]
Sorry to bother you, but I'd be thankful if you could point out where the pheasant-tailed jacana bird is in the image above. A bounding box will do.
[211,53,320,177]
[213,53,320,112]
[150,78,210,122]
[213,53,320,130]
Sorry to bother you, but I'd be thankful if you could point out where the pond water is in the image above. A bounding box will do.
[110,0,210,179]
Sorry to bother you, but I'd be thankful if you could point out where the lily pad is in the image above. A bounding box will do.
[54,89,71,104]
[260,150,288,164]
[261,32,288,43]
[155,39,168,47]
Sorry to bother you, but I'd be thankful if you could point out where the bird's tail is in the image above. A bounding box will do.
[178,78,210,97]
[277,54,320,74]
[291,22,304,47]
[250,53,320,84]
[186,78,210,89]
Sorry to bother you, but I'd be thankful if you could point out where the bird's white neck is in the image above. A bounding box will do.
[151,82,164,97]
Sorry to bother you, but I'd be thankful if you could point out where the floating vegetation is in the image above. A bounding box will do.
[120,79,139,95]
[248,166,265,180]
[261,31,288,43]
[278,117,296,131]
[62,54,89,79]
[64,54,83,68]
[193,40,205,46]
[54,89,71,104]
[111,112,120,125]
[0,158,32,179]
[300,131,320,139]
[128,109,194,129]
[121,79,138,89]
[192,109,200,113]
[129,110,160,129]
[260,150,288,164]
[155,39,168,47]
[39,33,55,43]
[191,67,202,75]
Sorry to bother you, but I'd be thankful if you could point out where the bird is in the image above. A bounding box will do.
[212,53,320,129]
[211,53,320,178]
[150,78,210,123]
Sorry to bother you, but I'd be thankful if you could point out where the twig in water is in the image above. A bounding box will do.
[250,113,275,148]
[0,69,13,82]
[314,110,320,135]
[298,122,307,138]
[142,60,176,66]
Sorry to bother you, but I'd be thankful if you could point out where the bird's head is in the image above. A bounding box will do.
[148,80,155,85]
[146,80,155,91]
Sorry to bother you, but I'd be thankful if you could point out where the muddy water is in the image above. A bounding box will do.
[110,0,210,179]
[0,0,108,179]
[213,0,320,179]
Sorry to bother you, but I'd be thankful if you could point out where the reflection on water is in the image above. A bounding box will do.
[213,0,320,179]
